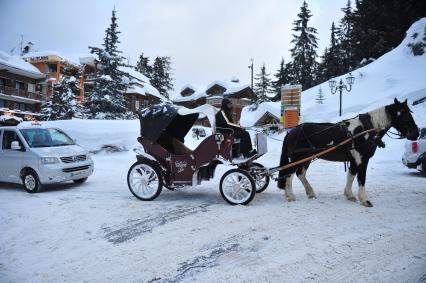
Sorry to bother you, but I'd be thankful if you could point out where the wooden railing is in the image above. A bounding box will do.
[0,85,42,101]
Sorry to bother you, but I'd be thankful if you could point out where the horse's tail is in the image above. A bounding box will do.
[277,134,291,189]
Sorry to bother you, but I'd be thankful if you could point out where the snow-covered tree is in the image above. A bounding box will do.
[135,52,152,79]
[316,87,325,104]
[272,58,291,101]
[150,56,173,99]
[289,1,319,89]
[253,64,272,107]
[84,9,131,119]
[41,72,82,120]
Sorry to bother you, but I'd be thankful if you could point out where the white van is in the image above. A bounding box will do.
[0,123,94,193]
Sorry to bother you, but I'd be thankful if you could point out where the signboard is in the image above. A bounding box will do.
[281,84,301,129]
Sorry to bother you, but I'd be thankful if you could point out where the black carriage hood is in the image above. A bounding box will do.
[138,103,199,143]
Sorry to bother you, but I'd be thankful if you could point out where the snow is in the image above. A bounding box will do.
[172,90,207,102]
[301,18,426,123]
[22,50,79,66]
[240,101,281,127]
[118,66,150,83]
[1,19,426,283]
[172,79,251,103]
[127,84,165,101]
[0,50,45,79]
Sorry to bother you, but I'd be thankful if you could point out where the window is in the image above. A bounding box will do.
[48,64,57,73]
[20,128,74,148]
[2,131,24,150]
[15,81,25,91]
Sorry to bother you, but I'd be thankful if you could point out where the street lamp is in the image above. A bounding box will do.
[328,72,355,116]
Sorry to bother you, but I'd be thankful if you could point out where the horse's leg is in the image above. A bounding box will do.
[344,159,358,202]
[357,159,373,207]
[296,164,316,199]
[284,173,296,202]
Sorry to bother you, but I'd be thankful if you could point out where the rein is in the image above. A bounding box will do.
[266,128,382,175]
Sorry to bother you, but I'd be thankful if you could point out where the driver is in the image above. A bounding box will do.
[215,98,256,158]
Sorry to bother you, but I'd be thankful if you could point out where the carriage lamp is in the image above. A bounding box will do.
[328,72,355,116]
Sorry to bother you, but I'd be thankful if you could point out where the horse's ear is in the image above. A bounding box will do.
[404,99,408,104]
[394,98,400,104]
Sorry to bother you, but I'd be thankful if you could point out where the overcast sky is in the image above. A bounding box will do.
[0,0,348,97]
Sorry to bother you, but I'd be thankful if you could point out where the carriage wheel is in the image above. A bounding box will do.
[219,169,256,205]
[127,161,163,201]
[250,162,270,193]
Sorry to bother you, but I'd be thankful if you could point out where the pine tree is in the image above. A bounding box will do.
[135,52,152,79]
[85,9,130,119]
[317,22,342,83]
[42,71,82,120]
[150,56,173,99]
[253,64,272,107]
[289,1,319,89]
[338,0,355,72]
[316,87,325,104]
[272,58,290,101]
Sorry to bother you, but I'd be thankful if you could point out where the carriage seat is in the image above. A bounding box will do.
[171,138,193,155]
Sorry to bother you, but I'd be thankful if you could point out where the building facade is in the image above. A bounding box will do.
[173,78,255,123]
[0,51,46,120]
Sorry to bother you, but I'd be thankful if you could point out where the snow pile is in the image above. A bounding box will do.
[301,17,426,123]
[0,50,44,78]
[240,101,281,127]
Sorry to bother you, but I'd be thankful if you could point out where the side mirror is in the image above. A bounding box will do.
[11,141,22,150]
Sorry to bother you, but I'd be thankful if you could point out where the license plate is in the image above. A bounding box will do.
[71,170,84,177]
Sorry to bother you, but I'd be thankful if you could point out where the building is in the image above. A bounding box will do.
[0,50,46,120]
[22,51,79,97]
[120,66,164,113]
[173,78,255,123]
[79,55,163,113]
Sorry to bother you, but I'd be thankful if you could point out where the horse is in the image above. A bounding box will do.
[277,98,419,207]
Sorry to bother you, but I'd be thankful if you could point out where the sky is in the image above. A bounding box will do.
[0,0,348,97]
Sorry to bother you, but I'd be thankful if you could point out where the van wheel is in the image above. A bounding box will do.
[22,170,41,193]
[73,178,88,184]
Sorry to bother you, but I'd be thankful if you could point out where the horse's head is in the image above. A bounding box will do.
[386,98,419,141]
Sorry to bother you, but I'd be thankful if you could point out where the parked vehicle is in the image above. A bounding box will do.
[0,119,94,193]
[127,104,269,205]
[402,127,426,173]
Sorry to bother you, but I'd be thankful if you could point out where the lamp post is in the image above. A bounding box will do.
[328,72,355,116]
[248,58,254,90]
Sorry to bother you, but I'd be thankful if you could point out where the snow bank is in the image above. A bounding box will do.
[301,17,426,123]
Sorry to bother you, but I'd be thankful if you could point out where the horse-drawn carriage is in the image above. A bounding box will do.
[127,104,269,205]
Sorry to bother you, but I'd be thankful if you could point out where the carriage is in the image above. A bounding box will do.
[127,103,269,205]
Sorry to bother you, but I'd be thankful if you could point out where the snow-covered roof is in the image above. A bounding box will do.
[0,50,45,79]
[240,102,281,127]
[172,91,207,103]
[22,50,79,66]
[180,84,196,92]
[206,80,251,95]
[119,66,150,83]
[173,79,252,103]
[126,83,164,101]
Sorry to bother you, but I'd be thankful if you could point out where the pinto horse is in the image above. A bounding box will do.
[278,98,419,207]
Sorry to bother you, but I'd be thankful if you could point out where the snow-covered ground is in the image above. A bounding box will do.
[1,102,425,283]
[1,18,426,283]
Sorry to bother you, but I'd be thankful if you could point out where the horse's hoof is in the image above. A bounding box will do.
[347,196,358,202]
[361,200,373,207]
[308,194,316,199]
[287,197,296,202]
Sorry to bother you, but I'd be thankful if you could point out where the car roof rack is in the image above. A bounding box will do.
[0,115,23,127]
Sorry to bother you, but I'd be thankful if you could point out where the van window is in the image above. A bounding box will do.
[2,131,24,150]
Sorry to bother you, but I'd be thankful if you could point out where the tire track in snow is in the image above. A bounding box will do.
[147,235,243,283]
[102,203,211,244]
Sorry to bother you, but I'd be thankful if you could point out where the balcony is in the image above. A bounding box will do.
[0,85,42,101]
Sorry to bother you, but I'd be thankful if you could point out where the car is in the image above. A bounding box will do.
[0,119,94,193]
[402,127,426,173]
